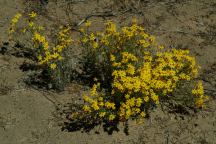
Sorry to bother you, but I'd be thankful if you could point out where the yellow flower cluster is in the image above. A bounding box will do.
[83,83,116,121]
[9,12,72,70]
[80,20,207,122]
[80,26,99,49]
[192,81,208,108]
[110,48,202,120]
[33,26,72,69]
[8,13,22,35]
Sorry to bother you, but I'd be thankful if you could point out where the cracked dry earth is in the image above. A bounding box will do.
[0,0,216,143]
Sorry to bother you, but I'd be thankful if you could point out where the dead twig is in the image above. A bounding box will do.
[75,11,117,27]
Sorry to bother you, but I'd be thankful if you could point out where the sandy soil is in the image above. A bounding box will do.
[0,0,216,143]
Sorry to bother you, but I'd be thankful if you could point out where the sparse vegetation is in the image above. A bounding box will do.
[0,0,216,143]
[8,9,209,131]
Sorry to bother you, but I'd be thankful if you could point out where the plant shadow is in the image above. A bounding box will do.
[59,103,125,135]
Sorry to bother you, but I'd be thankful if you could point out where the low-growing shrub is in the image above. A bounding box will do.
[77,20,208,125]
[8,12,208,131]
[8,12,73,90]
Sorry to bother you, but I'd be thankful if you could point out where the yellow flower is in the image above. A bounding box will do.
[135,108,141,113]
[92,42,98,49]
[57,56,63,61]
[113,81,124,91]
[54,45,63,52]
[151,92,159,103]
[112,62,121,67]
[29,11,37,18]
[29,21,34,27]
[43,42,49,50]
[79,28,85,33]
[11,13,22,23]
[144,96,149,102]
[109,114,116,121]
[125,109,132,119]
[45,51,51,57]
[83,94,92,103]
[52,52,59,59]
[110,54,116,62]
[105,102,116,110]
[195,99,204,108]
[126,98,135,107]
[121,52,138,63]
[90,83,100,96]
[98,96,103,101]
[192,81,208,108]
[91,101,99,110]
[101,37,109,45]
[192,81,204,96]
[99,112,106,117]
[81,36,88,43]
[125,94,130,99]
[149,36,155,42]
[136,98,143,107]
[85,20,91,27]
[98,102,104,106]
[140,112,146,117]
[89,33,95,41]
[83,105,91,112]
[158,45,164,50]
[50,63,57,70]
[33,32,46,44]
[9,13,22,34]
[37,55,43,61]
[127,64,135,75]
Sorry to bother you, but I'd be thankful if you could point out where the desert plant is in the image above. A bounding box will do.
[8,12,73,90]
[76,19,208,126]
[8,12,208,130]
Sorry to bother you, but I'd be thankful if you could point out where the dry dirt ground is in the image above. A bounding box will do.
[0,0,216,143]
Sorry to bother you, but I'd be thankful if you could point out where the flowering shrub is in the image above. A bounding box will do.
[8,12,208,127]
[9,12,73,89]
[79,20,208,123]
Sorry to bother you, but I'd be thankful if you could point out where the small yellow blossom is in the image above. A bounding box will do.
[140,112,146,117]
[99,112,106,117]
[83,105,91,112]
[82,36,88,43]
[85,20,91,27]
[105,102,116,110]
[29,11,37,18]
[37,55,43,61]
[50,63,57,70]
[29,21,34,27]
[79,28,85,33]
[109,114,116,121]
[110,54,116,62]
[92,42,98,49]
[91,101,99,110]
